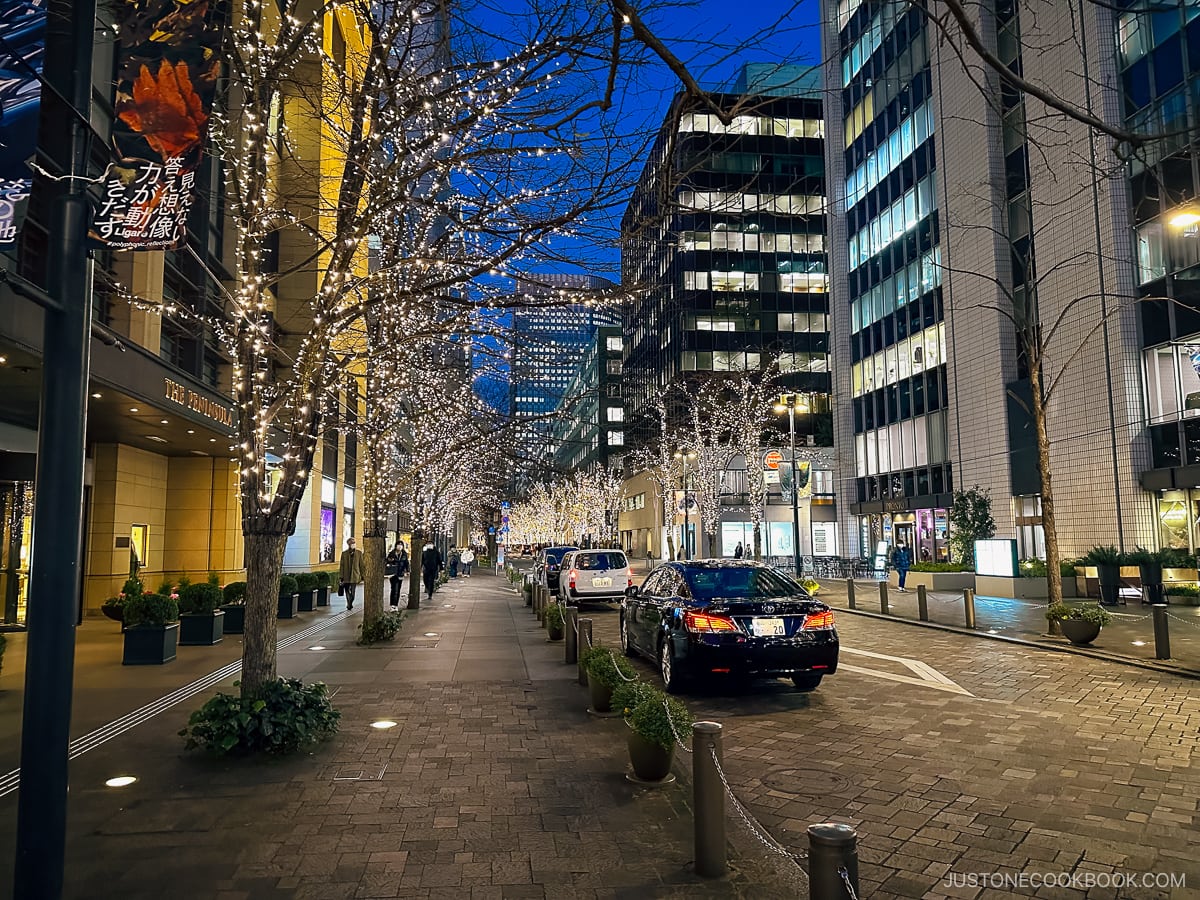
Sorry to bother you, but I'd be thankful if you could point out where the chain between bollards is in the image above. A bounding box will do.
[963,588,976,629]
[916,583,929,621]
[577,618,592,685]
[693,721,726,878]
[1151,604,1171,659]
[845,578,856,610]
[808,823,859,899]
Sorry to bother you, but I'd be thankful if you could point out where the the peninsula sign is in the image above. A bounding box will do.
[164,378,234,428]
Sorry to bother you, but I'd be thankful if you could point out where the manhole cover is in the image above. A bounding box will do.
[761,767,852,796]
[331,764,387,782]
[407,641,439,649]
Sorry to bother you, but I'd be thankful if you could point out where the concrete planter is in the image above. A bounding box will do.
[1060,619,1102,645]
[975,575,1048,600]
[889,570,975,592]
[122,623,179,665]
[627,732,674,782]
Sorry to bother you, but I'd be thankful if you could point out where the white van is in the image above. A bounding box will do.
[558,549,631,605]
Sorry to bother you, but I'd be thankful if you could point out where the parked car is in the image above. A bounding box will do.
[558,549,631,605]
[620,560,838,693]
[534,545,578,593]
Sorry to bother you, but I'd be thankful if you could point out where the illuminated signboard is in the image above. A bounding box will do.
[975,539,1018,577]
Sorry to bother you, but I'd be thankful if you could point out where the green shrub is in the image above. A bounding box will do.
[1045,602,1112,626]
[1059,558,1080,578]
[1166,583,1199,597]
[178,582,222,615]
[207,571,220,586]
[180,678,340,756]
[177,574,192,591]
[522,581,533,596]
[584,642,636,688]
[121,576,143,599]
[1018,558,1047,578]
[1125,546,1157,566]
[910,562,971,573]
[629,692,692,750]
[222,581,247,604]
[296,572,320,592]
[544,602,564,629]
[124,592,179,627]
[1083,545,1124,566]
[358,610,404,645]
[612,679,659,716]
[1159,548,1197,569]
[157,578,174,595]
[315,571,332,588]
[278,574,298,597]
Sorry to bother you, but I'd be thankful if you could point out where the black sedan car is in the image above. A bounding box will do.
[620,560,838,693]
[535,545,578,593]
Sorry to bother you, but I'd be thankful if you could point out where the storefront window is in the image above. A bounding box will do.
[1,482,33,625]
[1159,490,1190,548]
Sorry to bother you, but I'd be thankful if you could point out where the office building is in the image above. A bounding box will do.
[550,325,626,474]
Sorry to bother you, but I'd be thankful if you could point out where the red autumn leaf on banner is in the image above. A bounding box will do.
[116,59,208,160]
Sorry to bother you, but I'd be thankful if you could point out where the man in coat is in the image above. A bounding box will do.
[421,541,443,602]
[339,537,365,610]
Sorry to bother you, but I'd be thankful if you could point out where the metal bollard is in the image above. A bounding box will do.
[963,588,976,629]
[564,606,579,664]
[917,584,929,621]
[1152,604,1171,660]
[846,578,856,610]
[807,823,858,900]
[692,721,726,878]
[577,618,592,685]
[879,580,889,615]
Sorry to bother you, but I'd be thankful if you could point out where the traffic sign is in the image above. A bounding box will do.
[763,450,783,470]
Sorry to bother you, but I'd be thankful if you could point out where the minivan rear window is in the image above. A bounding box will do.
[573,551,627,570]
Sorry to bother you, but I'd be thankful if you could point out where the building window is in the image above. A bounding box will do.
[606,406,624,422]
[608,429,625,446]
[606,335,623,352]
[606,359,622,375]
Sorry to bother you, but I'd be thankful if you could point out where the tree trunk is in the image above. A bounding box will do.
[241,531,288,699]
[1030,362,1062,633]
[407,526,423,610]
[752,521,762,560]
[362,527,386,627]
[706,529,717,558]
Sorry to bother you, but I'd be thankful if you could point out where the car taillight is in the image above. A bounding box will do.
[684,612,739,633]
[803,610,835,630]
[569,569,577,589]
[627,577,633,588]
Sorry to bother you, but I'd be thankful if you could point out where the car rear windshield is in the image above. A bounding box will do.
[572,551,627,571]
[545,547,575,563]
[682,566,803,602]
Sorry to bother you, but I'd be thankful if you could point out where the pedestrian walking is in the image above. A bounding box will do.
[734,542,744,559]
[460,546,475,577]
[339,537,365,609]
[448,547,461,578]
[421,541,443,601]
[891,541,912,592]
[386,543,407,608]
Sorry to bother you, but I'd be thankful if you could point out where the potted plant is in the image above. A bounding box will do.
[523,580,533,606]
[1126,547,1165,605]
[314,570,332,607]
[122,591,180,665]
[296,572,319,612]
[615,681,691,782]
[544,602,565,641]
[1165,583,1200,606]
[221,581,247,634]
[582,642,636,713]
[1045,602,1112,646]
[1083,545,1124,606]
[278,574,299,619]
[177,582,225,646]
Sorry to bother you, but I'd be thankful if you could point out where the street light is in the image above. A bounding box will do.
[773,394,811,578]
[673,450,696,560]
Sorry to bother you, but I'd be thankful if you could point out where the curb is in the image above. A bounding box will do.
[832,605,1200,681]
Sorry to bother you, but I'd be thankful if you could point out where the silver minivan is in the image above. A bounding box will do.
[558,549,631,604]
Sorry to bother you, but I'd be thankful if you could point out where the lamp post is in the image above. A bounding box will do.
[774,395,804,577]
[673,450,696,560]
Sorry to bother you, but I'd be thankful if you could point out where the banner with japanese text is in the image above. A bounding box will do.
[91,0,223,250]
[0,0,46,248]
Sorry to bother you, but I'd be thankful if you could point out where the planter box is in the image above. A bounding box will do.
[315,586,330,607]
[889,570,975,592]
[297,589,316,612]
[277,593,298,619]
[975,575,1048,600]
[221,604,245,634]
[1163,567,1198,584]
[123,623,179,665]
[179,611,224,646]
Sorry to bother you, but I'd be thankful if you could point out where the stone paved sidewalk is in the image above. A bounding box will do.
[0,575,797,899]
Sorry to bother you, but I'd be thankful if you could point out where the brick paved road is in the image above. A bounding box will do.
[583,601,1200,899]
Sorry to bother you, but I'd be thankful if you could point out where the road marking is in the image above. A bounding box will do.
[0,608,358,799]
[840,647,974,696]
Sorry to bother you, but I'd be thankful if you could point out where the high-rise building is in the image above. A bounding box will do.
[621,65,831,440]
[820,0,1158,561]
[550,325,626,475]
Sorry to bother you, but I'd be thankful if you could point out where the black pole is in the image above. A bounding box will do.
[14,1,95,897]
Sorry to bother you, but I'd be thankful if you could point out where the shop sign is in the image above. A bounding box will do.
[163,377,233,427]
[90,0,225,249]
[0,0,46,248]
[883,499,908,513]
